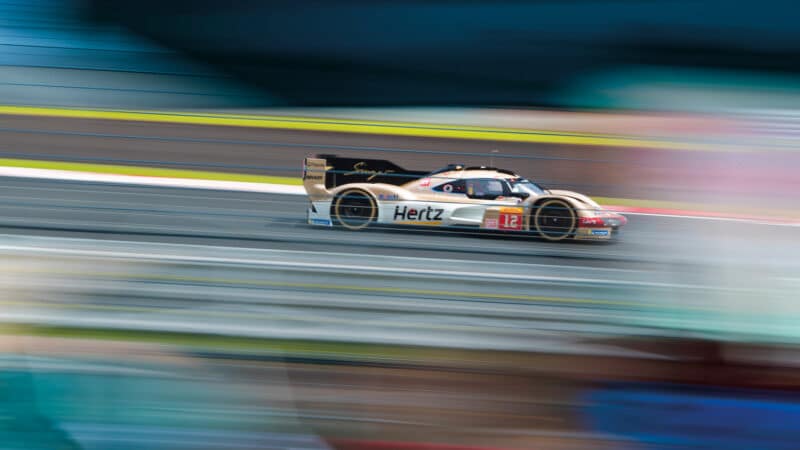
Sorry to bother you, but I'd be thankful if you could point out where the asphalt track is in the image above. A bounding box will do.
[1,176,798,348]
[0,176,796,268]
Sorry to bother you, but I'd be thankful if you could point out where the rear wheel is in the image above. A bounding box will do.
[533,200,576,241]
[332,189,377,230]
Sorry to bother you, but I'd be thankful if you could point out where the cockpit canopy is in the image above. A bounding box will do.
[430,176,545,200]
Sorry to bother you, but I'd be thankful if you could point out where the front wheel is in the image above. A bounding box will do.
[332,189,377,230]
[532,200,576,241]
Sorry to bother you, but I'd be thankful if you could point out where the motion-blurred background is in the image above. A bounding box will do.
[2,1,800,449]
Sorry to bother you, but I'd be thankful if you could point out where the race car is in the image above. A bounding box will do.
[303,155,626,241]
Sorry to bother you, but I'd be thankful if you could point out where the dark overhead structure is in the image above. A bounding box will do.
[87,0,800,106]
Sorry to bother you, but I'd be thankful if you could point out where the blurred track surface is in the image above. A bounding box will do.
[1,176,798,346]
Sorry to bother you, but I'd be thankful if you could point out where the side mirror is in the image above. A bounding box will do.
[511,192,530,200]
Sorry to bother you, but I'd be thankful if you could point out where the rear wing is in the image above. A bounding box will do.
[303,155,428,193]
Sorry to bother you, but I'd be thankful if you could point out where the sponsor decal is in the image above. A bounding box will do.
[345,162,393,181]
[419,178,431,187]
[393,205,444,221]
[484,218,499,229]
[304,174,323,181]
[310,218,332,226]
[591,229,610,236]
[378,194,399,201]
[498,212,523,230]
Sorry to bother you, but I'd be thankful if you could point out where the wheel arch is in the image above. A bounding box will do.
[531,195,585,211]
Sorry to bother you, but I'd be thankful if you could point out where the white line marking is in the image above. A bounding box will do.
[0,166,305,195]
[620,211,800,227]
[0,233,638,273]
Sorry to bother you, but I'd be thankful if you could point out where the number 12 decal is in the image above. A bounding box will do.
[499,212,522,230]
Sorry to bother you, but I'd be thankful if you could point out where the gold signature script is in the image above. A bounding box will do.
[344,162,394,181]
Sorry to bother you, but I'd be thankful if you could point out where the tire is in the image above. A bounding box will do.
[332,189,377,230]
[533,199,576,241]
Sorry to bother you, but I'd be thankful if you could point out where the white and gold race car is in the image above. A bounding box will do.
[303,155,626,241]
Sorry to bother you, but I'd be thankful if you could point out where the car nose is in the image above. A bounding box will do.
[603,213,627,227]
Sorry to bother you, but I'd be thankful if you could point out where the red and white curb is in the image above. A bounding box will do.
[1,165,797,226]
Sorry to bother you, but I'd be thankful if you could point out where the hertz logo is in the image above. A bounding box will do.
[393,205,443,221]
